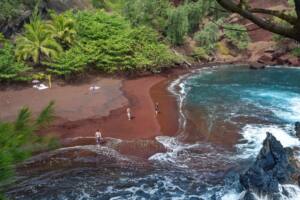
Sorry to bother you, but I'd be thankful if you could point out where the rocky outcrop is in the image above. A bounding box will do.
[240,132,294,198]
[295,122,300,138]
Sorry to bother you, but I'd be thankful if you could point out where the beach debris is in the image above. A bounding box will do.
[32,79,40,84]
[33,83,49,90]
[89,85,101,91]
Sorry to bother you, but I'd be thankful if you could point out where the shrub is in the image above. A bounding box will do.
[166,7,189,45]
[191,47,209,61]
[0,35,31,82]
[123,0,170,32]
[194,21,220,54]
[184,1,205,34]
[292,47,300,57]
[223,24,250,50]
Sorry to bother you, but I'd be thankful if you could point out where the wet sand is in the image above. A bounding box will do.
[44,75,178,141]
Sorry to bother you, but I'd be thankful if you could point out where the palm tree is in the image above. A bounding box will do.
[47,12,77,49]
[15,16,62,65]
[0,101,55,183]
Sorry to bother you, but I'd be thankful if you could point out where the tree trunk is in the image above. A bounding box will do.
[216,0,300,42]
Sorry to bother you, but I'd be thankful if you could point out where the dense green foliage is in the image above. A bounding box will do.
[0,0,37,23]
[194,21,220,54]
[194,19,250,55]
[46,11,77,49]
[0,102,56,184]
[0,0,253,81]
[123,0,170,33]
[0,34,31,81]
[223,24,250,50]
[184,1,205,34]
[48,11,175,77]
[15,15,62,65]
[166,7,189,45]
[123,0,218,45]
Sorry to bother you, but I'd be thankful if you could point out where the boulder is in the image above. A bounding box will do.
[249,63,266,70]
[240,132,293,196]
[243,191,257,200]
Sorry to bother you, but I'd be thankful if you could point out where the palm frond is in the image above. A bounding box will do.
[34,101,55,129]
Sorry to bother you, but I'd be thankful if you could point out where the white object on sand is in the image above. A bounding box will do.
[32,79,40,84]
[89,85,101,91]
[33,83,49,90]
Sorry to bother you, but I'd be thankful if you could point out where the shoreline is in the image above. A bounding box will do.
[1,63,277,158]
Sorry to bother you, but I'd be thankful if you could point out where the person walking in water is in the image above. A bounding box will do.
[127,107,132,120]
[155,102,160,116]
[95,129,102,146]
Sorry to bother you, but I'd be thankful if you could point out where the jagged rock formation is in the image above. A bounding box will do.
[240,132,294,198]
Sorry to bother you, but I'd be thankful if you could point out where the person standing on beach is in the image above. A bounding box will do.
[155,102,160,116]
[127,107,132,120]
[95,129,102,146]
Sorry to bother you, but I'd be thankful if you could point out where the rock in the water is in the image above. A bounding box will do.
[243,191,257,200]
[295,122,300,138]
[240,132,293,195]
[249,63,265,70]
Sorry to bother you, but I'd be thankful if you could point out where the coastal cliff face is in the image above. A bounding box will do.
[240,132,299,199]
[0,0,92,37]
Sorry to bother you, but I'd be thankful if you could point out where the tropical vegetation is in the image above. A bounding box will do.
[0,0,254,82]
[0,102,57,185]
[0,33,31,82]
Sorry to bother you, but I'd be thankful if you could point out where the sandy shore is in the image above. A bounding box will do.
[0,68,190,143]
[0,77,127,121]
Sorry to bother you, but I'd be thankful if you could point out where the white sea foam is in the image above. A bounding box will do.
[221,185,300,200]
[221,190,245,200]
[245,89,300,123]
[149,136,200,168]
[236,124,300,159]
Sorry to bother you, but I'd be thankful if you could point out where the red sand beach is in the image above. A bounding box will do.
[0,69,188,147]
[46,75,177,140]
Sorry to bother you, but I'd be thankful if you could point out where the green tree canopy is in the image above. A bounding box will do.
[15,15,62,65]
[0,33,31,82]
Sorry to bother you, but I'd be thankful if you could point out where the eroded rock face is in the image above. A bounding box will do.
[240,132,293,197]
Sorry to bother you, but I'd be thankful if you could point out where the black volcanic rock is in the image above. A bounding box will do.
[243,191,256,200]
[240,132,293,197]
[295,122,300,138]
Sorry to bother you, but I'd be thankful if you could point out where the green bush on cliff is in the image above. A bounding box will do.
[194,21,220,54]
[223,24,250,50]
[123,0,170,33]
[48,11,175,76]
[166,6,189,45]
[0,34,31,82]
